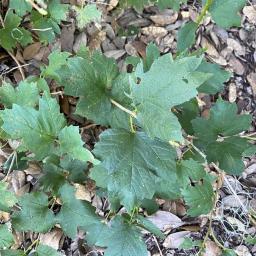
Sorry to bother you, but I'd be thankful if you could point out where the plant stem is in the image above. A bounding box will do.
[110,98,137,118]
[196,0,213,25]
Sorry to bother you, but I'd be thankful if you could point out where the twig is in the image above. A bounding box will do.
[0,13,26,80]
[26,0,48,15]
[2,151,17,182]
[153,236,163,256]
[110,98,137,118]
[1,64,30,76]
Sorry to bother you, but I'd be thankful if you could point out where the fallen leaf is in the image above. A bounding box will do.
[147,210,184,231]
[203,241,222,256]
[243,6,256,24]
[23,42,41,60]
[40,228,63,250]
[163,231,190,249]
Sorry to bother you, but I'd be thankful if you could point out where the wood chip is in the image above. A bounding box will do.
[243,6,256,24]
[247,72,256,96]
[228,83,237,103]
[141,26,168,38]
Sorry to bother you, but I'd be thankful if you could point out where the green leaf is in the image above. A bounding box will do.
[179,237,202,249]
[209,0,246,28]
[197,60,231,94]
[157,0,187,10]
[245,235,256,245]
[58,126,94,163]
[0,224,14,249]
[12,192,55,232]
[206,137,250,175]
[191,99,252,174]
[182,181,214,216]
[177,21,197,52]
[41,51,70,81]
[59,53,132,129]
[98,216,148,256]
[90,129,177,211]
[221,249,237,256]
[36,244,62,256]
[0,181,17,212]
[0,250,24,256]
[56,183,102,239]
[132,54,211,142]
[143,43,160,72]
[74,4,101,30]
[176,159,210,187]
[48,0,69,24]
[1,95,66,160]
[119,0,150,11]
[136,215,165,239]
[0,81,39,108]
[175,98,199,135]
[40,162,67,193]
[0,10,32,51]
[9,0,32,16]
[192,99,252,143]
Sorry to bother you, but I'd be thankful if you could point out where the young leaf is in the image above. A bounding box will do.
[58,125,94,163]
[132,54,211,142]
[12,192,55,232]
[197,60,231,94]
[191,99,252,174]
[36,244,62,256]
[1,95,66,160]
[0,81,39,108]
[41,51,70,81]
[59,53,132,129]
[98,216,148,256]
[0,224,14,249]
[182,181,214,216]
[0,10,32,51]
[73,4,101,30]
[209,0,246,28]
[0,181,17,212]
[177,21,197,52]
[56,183,102,239]
[90,129,177,211]
[48,0,69,24]
[9,0,32,16]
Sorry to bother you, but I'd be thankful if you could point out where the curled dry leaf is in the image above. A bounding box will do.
[243,6,256,24]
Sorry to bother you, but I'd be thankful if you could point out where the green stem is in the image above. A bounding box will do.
[196,0,213,25]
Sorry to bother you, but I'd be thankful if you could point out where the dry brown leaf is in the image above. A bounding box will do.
[23,42,41,60]
[247,72,256,96]
[40,228,63,250]
[163,231,190,249]
[227,38,246,56]
[141,26,168,38]
[203,241,222,256]
[229,55,245,75]
[150,12,178,26]
[74,184,91,202]
[147,210,184,231]
[228,83,237,103]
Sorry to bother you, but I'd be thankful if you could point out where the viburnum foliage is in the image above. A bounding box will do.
[0,0,253,256]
